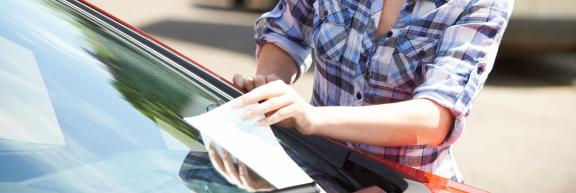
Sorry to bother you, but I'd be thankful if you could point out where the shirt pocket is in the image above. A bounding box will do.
[398,33,439,64]
[382,33,439,91]
[313,0,349,64]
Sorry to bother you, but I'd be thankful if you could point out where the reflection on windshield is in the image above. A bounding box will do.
[0,0,254,192]
[0,36,64,146]
[156,118,205,152]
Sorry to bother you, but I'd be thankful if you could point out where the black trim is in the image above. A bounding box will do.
[277,128,409,192]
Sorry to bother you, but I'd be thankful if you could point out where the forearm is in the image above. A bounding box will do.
[256,43,299,84]
[312,99,454,146]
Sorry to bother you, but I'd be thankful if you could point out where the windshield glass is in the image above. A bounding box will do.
[0,0,230,192]
[0,0,354,192]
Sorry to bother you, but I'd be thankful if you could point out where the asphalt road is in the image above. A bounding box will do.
[90,0,576,192]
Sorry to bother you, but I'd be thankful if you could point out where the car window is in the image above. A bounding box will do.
[0,0,355,192]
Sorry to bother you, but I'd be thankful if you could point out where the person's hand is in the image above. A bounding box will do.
[207,142,275,192]
[234,80,321,135]
[233,74,279,93]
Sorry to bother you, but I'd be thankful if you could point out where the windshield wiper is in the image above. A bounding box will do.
[276,127,409,193]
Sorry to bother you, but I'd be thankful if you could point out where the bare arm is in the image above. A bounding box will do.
[238,80,454,147]
[311,99,453,146]
[255,43,299,84]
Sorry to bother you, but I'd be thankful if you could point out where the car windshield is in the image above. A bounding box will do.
[0,0,356,192]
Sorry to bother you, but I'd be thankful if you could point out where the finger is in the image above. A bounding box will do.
[208,144,237,184]
[242,94,293,120]
[207,145,230,184]
[232,74,245,92]
[238,162,253,191]
[258,103,300,126]
[254,75,266,88]
[221,150,242,186]
[238,162,273,192]
[243,76,256,92]
[235,80,286,108]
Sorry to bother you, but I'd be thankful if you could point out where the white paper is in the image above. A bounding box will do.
[184,100,313,189]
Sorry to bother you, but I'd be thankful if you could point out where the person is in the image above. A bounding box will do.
[209,0,513,191]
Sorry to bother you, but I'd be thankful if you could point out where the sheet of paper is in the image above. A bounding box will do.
[184,99,313,189]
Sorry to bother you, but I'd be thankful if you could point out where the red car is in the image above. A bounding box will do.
[0,0,486,192]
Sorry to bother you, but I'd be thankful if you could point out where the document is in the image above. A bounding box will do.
[184,99,313,189]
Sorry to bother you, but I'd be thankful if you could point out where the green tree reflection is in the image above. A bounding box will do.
[40,0,217,148]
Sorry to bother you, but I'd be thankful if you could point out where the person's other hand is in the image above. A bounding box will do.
[235,80,320,135]
[232,74,279,93]
[207,142,275,192]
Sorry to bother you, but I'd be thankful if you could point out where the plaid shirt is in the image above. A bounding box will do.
[255,0,512,181]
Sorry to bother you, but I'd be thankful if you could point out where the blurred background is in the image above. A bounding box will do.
[89,0,576,192]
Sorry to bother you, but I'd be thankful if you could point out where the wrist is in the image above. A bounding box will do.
[308,106,330,136]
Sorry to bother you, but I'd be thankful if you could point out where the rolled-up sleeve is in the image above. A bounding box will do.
[255,0,315,78]
[413,0,513,144]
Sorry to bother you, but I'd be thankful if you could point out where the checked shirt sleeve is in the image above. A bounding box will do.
[254,0,315,78]
[413,0,513,144]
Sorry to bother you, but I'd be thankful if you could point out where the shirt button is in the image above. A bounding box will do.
[386,31,393,37]
[477,63,486,75]
[417,51,426,58]
[356,92,362,100]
